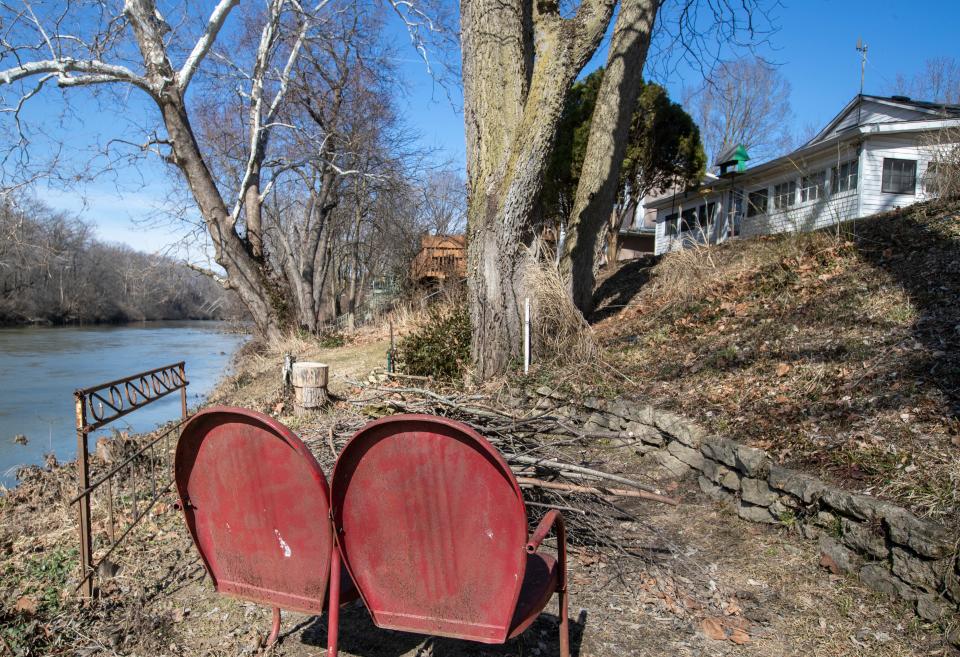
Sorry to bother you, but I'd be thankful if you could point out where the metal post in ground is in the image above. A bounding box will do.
[75,393,94,598]
[388,321,395,373]
[178,362,188,420]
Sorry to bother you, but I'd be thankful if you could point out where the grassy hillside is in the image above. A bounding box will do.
[592,199,960,522]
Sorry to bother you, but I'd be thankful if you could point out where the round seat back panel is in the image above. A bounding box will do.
[331,414,528,644]
[175,407,333,613]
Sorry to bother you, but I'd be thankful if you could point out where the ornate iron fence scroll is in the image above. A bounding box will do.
[70,362,188,597]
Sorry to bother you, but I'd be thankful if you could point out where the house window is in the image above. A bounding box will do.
[664,212,679,235]
[881,158,917,194]
[831,158,858,193]
[680,207,697,232]
[773,181,796,209]
[696,203,716,228]
[800,171,826,202]
[747,189,768,217]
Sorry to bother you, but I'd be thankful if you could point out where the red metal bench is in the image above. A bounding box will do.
[174,406,355,650]
[330,413,569,655]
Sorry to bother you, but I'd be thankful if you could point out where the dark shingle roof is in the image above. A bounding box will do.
[864,94,960,117]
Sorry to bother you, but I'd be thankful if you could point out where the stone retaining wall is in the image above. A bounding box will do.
[506,386,959,642]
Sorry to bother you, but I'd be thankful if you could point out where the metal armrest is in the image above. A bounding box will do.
[525,509,567,590]
[526,509,562,553]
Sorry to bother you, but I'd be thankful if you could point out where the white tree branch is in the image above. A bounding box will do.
[177,0,239,93]
[0,58,151,91]
[231,2,309,224]
[184,261,230,288]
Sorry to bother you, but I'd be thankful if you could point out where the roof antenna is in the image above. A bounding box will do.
[856,37,868,125]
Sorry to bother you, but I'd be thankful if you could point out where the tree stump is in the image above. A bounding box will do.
[291,362,329,415]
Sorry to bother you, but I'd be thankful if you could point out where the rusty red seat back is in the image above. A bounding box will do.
[175,406,334,614]
[330,414,529,644]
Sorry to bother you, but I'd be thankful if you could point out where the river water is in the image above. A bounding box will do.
[0,321,246,487]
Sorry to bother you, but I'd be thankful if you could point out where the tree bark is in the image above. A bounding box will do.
[462,0,617,379]
[245,167,264,259]
[559,0,660,315]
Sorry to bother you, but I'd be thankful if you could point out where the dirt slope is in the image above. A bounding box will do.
[591,199,960,524]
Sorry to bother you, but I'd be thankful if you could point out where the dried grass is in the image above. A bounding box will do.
[648,229,847,308]
[524,253,598,366]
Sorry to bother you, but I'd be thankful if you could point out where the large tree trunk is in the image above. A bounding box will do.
[461,0,616,379]
[159,99,285,341]
[124,0,287,341]
[560,0,660,315]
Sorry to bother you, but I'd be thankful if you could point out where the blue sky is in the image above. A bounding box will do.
[34,0,960,253]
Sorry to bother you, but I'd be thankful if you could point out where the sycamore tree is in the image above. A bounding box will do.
[547,68,704,302]
[0,0,440,342]
[460,0,772,378]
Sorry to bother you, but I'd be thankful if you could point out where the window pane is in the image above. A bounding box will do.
[747,189,767,217]
[882,158,916,194]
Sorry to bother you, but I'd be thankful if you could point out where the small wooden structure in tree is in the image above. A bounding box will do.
[291,362,329,414]
[410,235,466,286]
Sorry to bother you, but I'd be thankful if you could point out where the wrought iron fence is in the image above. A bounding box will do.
[70,362,188,597]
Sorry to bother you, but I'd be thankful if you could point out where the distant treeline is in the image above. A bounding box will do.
[0,197,241,325]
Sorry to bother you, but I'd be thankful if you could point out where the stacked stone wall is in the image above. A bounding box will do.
[508,386,959,642]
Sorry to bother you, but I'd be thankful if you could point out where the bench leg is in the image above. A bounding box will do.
[559,586,569,657]
[267,607,281,646]
[327,547,341,657]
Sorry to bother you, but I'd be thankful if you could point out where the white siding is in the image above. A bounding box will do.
[740,146,861,238]
[652,127,957,257]
[859,135,936,215]
[653,146,861,253]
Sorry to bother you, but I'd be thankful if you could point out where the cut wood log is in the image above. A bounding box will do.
[291,362,329,414]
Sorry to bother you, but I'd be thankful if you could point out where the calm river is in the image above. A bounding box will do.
[0,321,246,487]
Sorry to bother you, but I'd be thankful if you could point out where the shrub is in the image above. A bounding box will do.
[395,303,471,380]
[317,330,346,349]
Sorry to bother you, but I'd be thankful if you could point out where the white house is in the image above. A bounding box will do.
[647,94,960,255]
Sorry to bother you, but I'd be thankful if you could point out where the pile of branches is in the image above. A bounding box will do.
[312,381,679,556]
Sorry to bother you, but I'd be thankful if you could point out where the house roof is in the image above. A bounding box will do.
[805,94,960,147]
[647,93,960,212]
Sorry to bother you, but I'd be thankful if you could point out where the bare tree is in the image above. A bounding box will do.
[418,170,466,236]
[559,0,660,314]
[461,0,623,378]
[684,56,793,166]
[892,56,960,105]
[0,0,330,340]
[0,0,429,341]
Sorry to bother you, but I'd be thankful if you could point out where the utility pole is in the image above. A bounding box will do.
[856,38,868,125]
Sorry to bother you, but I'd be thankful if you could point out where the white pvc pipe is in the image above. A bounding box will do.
[524,297,531,374]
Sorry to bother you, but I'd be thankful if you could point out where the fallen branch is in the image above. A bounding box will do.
[384,371,432,382]
[508,454,663,494]
[516,477,678,506]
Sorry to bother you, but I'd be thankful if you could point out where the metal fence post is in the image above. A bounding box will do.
[179,362,188,420]
[75,393,94,598]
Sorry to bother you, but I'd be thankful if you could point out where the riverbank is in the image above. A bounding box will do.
[1,327,954,655]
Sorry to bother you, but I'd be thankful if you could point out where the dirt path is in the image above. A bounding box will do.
[208,337,390,408]
[143,474,941,657]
